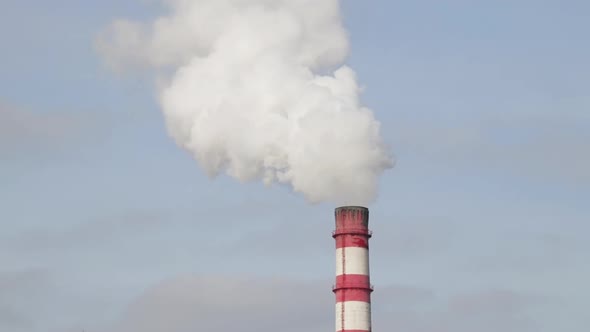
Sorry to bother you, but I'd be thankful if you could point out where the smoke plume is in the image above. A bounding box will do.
[97,0,393,204]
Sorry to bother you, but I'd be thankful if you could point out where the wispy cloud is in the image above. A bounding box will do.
[95,275,560,332]
[0,103,106,159]
[3,211,166,253]
[0,268,52,332]
[373,287,549,332]
[107,276,333,332]
[395,108,590,185]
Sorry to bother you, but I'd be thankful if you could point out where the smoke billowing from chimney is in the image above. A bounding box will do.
[97,0,393,205]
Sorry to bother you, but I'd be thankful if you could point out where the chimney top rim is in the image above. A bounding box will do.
[335,206,369,211]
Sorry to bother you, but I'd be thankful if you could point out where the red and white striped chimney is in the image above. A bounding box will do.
[333,206,373,332]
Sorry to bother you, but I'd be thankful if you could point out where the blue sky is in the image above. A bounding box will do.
[0,1,589,331]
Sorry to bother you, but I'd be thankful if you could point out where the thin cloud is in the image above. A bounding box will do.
[0,103,105,159]
[107,276,333,332]
[4,211,166,253]
[97,275,554,332]
[0,268,52,332]
[395,109,590,185]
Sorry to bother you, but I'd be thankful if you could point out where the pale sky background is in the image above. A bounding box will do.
[1,1,589,331]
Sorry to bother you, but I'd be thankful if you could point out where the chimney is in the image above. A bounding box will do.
[333,206,373,332]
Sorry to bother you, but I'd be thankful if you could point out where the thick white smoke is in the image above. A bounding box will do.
[97,0,393,204]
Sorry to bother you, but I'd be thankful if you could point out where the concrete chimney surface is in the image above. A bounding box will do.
[333,206,373,332]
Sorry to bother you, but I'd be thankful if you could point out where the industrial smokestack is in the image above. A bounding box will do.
[333,206,372,332]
